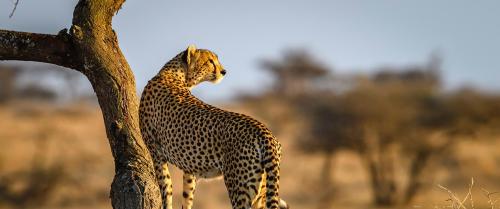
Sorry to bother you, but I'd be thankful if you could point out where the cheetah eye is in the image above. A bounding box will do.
[209,59,217,73]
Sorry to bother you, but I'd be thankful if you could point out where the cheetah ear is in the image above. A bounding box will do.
[184,44,197,67]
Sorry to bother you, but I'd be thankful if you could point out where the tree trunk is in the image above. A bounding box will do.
[403,149,431,204]
[403,139,451,204]
[363,152,398,206]
[0,1,161,209]
[360,130,399,206]
[317,151,335,209]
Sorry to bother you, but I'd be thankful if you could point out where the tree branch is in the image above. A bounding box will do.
[0,29,81,70]
[73,0,126,25]
[9,0,20,18]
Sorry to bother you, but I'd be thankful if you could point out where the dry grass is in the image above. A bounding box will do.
[0,103,499,209]
[437,178,499,209]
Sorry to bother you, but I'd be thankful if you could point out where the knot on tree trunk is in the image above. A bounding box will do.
[70,25,84,41]
[111,169,162,209]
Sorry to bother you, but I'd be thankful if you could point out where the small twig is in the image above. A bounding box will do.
[469,178,475,209]
[438,184,468,209]
[9,0,20,18]
[481,188,499,209]
[437,178,478,209]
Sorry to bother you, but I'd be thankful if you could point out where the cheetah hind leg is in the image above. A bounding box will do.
[251,174,266,209]
[252,173,289,209]
[182,173,197,209]
[154,162,173,209]
[224,161,264,209]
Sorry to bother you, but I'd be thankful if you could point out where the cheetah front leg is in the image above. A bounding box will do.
[154,161,173,209]
[182,173,197,209]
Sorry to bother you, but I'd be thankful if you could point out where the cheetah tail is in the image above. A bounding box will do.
[262,141,288,209]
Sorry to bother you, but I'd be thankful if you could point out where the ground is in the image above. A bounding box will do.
[0,102,499,209]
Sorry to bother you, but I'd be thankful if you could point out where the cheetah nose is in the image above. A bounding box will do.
[221,69,226,75]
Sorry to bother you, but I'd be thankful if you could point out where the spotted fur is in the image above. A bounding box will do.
[139,45,288,209]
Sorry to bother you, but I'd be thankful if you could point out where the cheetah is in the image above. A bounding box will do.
[139,45,288,209]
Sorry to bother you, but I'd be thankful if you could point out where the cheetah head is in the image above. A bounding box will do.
[183,45,226,88]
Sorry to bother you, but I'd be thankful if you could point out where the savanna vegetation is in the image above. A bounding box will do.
[2,49,499,209]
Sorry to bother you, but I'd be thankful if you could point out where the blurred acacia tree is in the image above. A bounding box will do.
[245,50,500,207]
[261,50,331,97]
[0,64,87,103]
[0,65,20,103]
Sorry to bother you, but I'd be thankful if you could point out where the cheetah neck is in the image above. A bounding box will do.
[157,52,189,88]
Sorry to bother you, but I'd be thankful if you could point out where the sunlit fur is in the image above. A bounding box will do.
[185,46,226,88]
[139,45,288,209]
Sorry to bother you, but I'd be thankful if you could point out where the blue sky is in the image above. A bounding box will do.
[1,0,499,102]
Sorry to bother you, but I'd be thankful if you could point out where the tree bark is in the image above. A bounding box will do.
[0,1,161,209]
[0,29,81,70]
